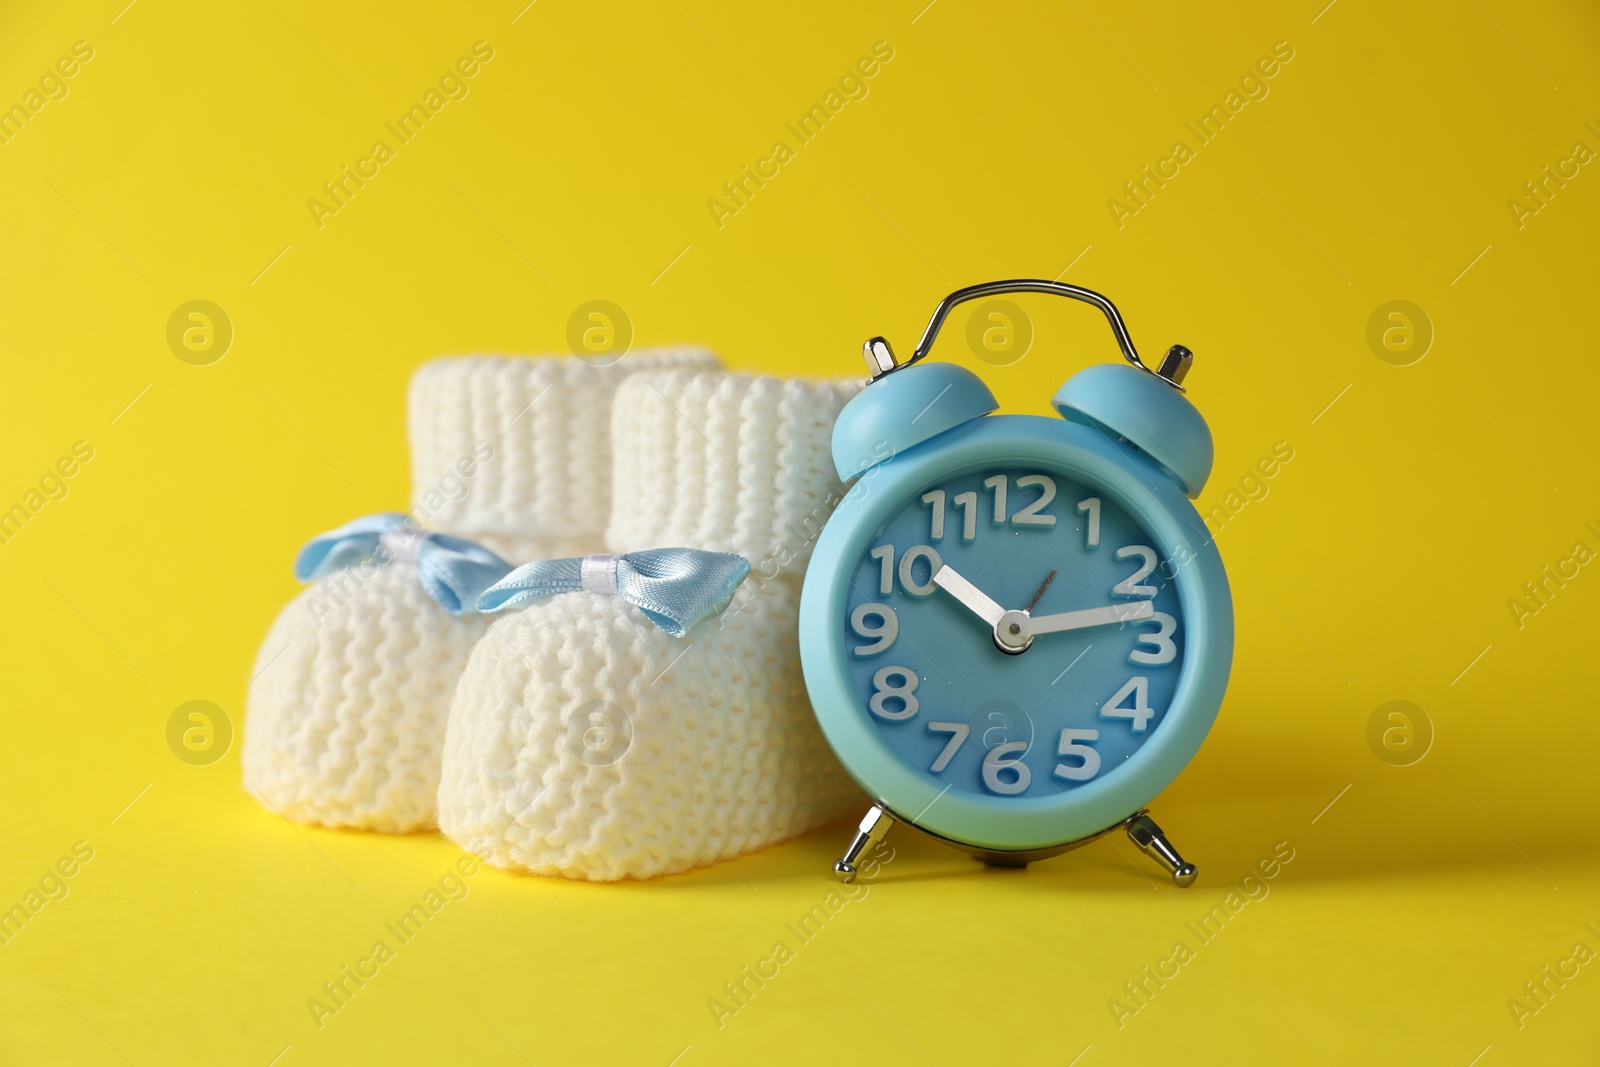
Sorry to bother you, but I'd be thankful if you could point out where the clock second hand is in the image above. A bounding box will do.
[1022,568,1058,615]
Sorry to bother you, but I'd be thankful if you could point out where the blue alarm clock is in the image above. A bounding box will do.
[799,280,1233,887]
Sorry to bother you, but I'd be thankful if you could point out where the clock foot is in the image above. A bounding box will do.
[833,805,895,883]
[1126,812,1198,888]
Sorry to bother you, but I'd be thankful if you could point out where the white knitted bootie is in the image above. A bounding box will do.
[437,369,866,880]
[242,349,720,833]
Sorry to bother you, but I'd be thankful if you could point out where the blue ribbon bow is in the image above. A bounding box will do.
[294,512,514,616]
[477,548,751,637]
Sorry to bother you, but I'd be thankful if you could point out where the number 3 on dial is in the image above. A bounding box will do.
[1129,611,1176,666]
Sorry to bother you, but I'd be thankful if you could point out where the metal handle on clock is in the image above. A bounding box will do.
[862,278,1193,389]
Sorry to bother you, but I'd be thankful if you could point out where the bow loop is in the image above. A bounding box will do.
[294,512,411,582]
[293,513,513,616]
[478,548,751,637]
[415,533,518,615]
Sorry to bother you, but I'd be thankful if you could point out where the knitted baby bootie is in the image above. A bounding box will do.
[242,349,720,832]
[437,369,866,879]
[242,517,513,832]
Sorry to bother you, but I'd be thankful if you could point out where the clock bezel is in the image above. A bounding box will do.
[800,412,1233,852]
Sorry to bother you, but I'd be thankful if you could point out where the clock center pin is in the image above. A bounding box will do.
[994,609,1034,654]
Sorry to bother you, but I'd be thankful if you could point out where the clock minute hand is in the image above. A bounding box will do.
[1024,600,1154,635]
[932,565,1006,627]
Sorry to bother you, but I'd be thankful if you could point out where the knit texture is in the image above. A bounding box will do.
[436,574,862,880]
[409,349,721,563]
[244,563,489,832]
[438,370,866,880]
[606,370,861,573]
[242,352,718,832]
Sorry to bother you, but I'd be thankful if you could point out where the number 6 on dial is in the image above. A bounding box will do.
[982,741,1031,795]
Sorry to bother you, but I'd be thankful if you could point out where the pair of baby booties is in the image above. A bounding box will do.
[242,350,866,880]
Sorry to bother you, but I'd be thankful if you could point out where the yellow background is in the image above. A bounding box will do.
[3,0,1598,1062]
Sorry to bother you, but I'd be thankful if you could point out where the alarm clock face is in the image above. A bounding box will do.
[841,466,1183,803]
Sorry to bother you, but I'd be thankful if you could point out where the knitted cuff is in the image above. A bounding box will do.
[408,349,721,561]
[605,370,861,574]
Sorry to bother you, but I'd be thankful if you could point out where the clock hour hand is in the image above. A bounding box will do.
[1024,600,1153,635]
[932,565,1006,627]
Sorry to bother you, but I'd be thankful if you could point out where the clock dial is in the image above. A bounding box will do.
[842,466,1183,800]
